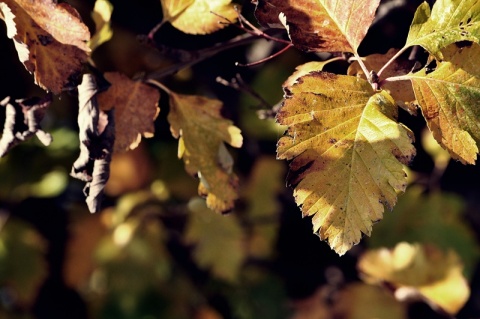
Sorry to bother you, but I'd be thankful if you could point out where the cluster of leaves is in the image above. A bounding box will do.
[0,0,480,317]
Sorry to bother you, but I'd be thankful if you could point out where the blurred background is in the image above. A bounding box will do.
[0,0,480,318]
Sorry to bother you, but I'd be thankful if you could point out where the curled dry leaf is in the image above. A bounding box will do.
[0,95,52,157]
[167,92,242,213]
[97,72,160,152]
[166,0,238,35]
[89,0,114,51]
[358,242,470,315]
[254,0,380,53]
[0,0,90,94]
[71,74,115,213]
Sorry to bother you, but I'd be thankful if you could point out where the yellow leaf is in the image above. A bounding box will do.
[169,0,238,35]
[97,72,160,152]
[277,72,415,255]
[284,58,343,88]
[348,49,417,114]
[359,242,470,315]
[254,0,380,53]
[0,0,90,93]
[185,197,246,282]
[160,0,194,21]
[407,43,480,164]
[167,92,242,213]
[89,0,113,51]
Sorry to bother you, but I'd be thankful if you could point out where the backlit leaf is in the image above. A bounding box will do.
[254,0,380,53]
[89,0,113,51]
[406,0,480,58]
[359,242,470,315]
[169,0,238,35]
[167,92,242,213]
[0,0,90,93]
[97,72,160,152]
[348,49,417,114]
[406,43,480,164]
[185,197,246,282]
[277,72,415,255]
[160,0,194,21]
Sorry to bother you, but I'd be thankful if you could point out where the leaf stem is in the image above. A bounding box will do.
[145,79,172,95]
[145,31,280,81]
[377,46,409,78]
[352,52,370,79]
[236,43,293,67]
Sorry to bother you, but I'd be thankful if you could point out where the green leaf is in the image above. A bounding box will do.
[406,43,480,164]
[185,197,246,282]
[254,0,380,53]
[406,0,480,57]
[167,92,242,213]
[277,72,415,255]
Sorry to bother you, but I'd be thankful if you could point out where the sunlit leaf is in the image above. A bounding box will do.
[368,185,479,277]
[167,92,242,213]
[168,0,238,35]
[97,72,160,152]
[160,0,194,21]
[406,0,480,58]
[89,0,113,51]
[407,43,480,164]
[348,49,417,113]
[284,58,342,88]
[254,0,380,53]
[277,72,415,255]
[185,197,246,282]
[359,242,470,315]
[0,0,90,94]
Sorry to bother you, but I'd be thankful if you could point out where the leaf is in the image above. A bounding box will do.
[368,185,479,277]
[332,283,407,319]
[406,0,480,58]
[348,49,417,114]
[89,0,113,51]
[168,0,238,35]
[167,92,242,213]
[71,74,115,213]
[406,43,480,164]
[185,197,246,282]
[243,157,285,259]
[277,72,415,255]
[160,0,194,22]
[358,242,470,315]
[254,0,380,53]
[0,0,90,94]
[0,217,47,306]
[284,58,343,88]
[97,72,160,152]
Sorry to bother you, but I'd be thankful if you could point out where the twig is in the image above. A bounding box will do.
[216,74,271,109]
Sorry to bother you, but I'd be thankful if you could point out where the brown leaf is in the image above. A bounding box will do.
[0,0,90,94]
[254,0,380,53]
[97,72,160,152]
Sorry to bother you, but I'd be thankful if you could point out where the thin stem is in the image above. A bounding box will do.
[148,20,166,41]
[377,46,409,78]
[145,32,278,81]
[352,52,370,79]
[236,43,293,67]
[380,74,411,85]
[145,79,172,95]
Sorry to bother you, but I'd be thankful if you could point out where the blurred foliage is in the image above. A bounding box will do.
[0,0,479,318]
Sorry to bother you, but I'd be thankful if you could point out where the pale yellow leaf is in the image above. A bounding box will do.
[170,0,238,35]
[89,0,113,51]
